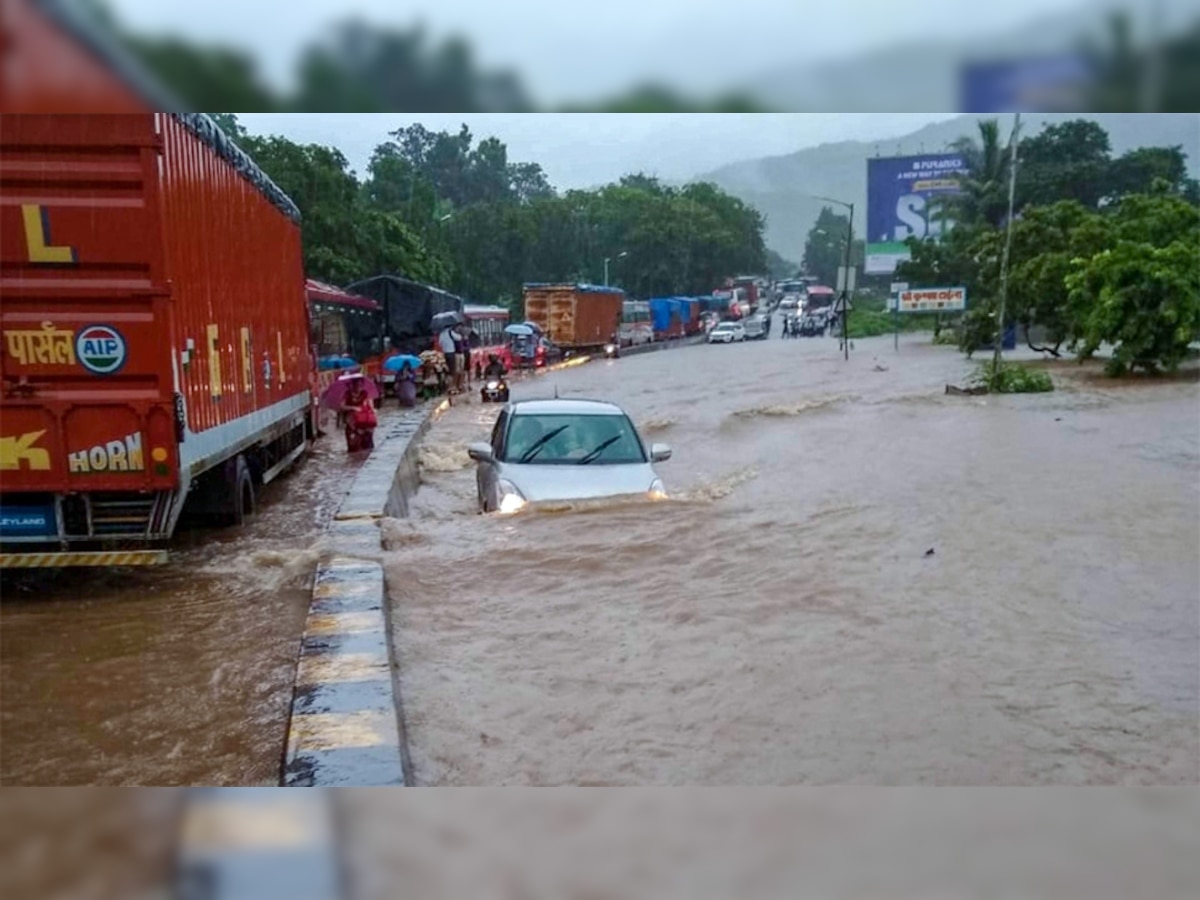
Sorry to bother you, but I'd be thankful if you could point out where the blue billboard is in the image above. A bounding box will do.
[865,153,970,276]
[960,55,1093,113]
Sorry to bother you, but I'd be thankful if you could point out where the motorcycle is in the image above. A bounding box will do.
[480,377,510,403]
[603,342,620,359]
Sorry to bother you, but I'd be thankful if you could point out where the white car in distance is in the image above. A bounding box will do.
[707,321,746,344]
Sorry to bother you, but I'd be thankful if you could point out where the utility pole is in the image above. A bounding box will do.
[841,202,854,361]
[993,112,1022,375]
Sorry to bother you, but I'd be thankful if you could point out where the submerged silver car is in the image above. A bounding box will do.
[468,399,672,513]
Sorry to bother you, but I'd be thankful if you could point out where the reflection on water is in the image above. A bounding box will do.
[0,437,364,786]
[388,332,1199,785]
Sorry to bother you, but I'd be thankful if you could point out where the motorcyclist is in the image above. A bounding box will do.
[483,353,506,381]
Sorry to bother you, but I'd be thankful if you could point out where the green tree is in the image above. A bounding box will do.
[1068,239,1200,374]
[939,119,1012,228]
[1017,119,1111,210]
[1004,201,1110,355]
[291,21,531,112]
[802,206,851,287]
[125,36,276,110]
[766,249,800,280]
[1107,146,1199,204]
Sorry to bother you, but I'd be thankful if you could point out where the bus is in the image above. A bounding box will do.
[618,300,653,346]
[463,304,513,377]
[306,279,386,392]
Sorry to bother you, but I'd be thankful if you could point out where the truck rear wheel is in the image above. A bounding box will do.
[230,457,256,527]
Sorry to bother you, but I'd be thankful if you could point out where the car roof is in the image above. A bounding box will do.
[510,398,627,416]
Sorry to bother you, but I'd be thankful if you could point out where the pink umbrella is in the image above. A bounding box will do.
[320,372,380,410]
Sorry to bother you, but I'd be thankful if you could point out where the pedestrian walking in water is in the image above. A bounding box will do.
[341,376,378,453]
[438,325,459,394]
[396,360,417,408]
[453,325,469,394]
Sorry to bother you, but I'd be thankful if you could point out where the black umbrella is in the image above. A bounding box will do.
[430,310,465,332]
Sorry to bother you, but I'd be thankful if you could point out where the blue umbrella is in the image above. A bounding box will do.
[504,324,534,337]
[383,354,424,372]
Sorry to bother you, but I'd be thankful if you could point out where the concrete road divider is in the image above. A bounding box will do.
[175,788,345,898]
[282,401,448,787]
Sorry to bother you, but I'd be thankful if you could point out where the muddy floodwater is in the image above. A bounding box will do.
[388,331,1199,785]
[0,434,362,786]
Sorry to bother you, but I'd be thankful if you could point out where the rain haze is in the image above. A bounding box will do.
[235,113,961,190]
[109,0,1108,102]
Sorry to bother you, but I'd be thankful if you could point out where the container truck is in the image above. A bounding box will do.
[342,274,464,359]
[522,283,624,351]
[0,114,314,567]
[648,298,684,340]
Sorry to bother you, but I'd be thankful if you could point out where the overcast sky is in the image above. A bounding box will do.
[236,113,961,189]
[110,0,1099,103]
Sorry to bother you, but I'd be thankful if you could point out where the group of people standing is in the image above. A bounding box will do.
[331,319,503,455]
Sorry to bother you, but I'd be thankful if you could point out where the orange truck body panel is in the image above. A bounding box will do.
[1,0,170,113]
[1,114,311,547]
[522,284,624,350]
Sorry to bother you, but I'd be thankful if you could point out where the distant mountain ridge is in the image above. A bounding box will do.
[696,113,1200,259]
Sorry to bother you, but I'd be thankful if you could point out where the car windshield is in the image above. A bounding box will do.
[714,323,736,331]
[502,413,646,465]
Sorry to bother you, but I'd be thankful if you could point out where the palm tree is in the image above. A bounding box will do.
[936,118,1014,229]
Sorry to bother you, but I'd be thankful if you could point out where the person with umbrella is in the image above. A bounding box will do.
[344,375,378,452]
[437,321,458,394]
[395,360,418,408]
[321,373,379,453]
[452,324,469,394]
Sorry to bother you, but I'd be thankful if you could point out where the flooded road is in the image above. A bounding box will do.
[0,433,363,786]
[387,331,1199,784]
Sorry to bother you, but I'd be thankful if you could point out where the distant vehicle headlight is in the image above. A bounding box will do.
[604,343,617,355]
[486,380,501,390]
[648,478,668,501]
[497,479,527,514]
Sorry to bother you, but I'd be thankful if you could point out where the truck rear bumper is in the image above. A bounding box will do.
[0,549,168,568]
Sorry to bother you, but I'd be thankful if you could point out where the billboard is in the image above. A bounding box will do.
[959,55,1092,113]
[897,286,967,313]
[865,154,970,276]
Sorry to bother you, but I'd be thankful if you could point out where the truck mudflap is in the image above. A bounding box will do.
[0,549,168,568]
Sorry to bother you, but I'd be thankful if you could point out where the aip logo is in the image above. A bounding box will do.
[76,325,127,375]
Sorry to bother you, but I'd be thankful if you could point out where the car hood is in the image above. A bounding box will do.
[497,461,659,502]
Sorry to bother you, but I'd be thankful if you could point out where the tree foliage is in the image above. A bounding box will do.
[221,116,766,309]
[1066,195,1200,374]
[896,112,1200,375]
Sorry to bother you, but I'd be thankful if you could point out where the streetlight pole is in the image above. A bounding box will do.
[993,113,1022,376]
[806,194,856,360]
[839,202,854,361]
[603,251,627,287]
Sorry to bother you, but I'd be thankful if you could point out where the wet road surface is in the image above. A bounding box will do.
[0,432,365,786]
[387,330,1199,785]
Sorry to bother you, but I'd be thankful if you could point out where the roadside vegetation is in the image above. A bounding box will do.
[972,360,1054,394]
[894,118,1200,378]
[214,116,766,321]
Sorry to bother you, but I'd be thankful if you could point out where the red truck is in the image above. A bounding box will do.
[0,114,314,567]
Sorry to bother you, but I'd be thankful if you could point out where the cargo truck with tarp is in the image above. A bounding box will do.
[523,283,625,352]
[0,114,314,568]
[342,275,464,359]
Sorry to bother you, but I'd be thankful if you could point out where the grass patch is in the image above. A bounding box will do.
[972,360,1054,393]
[844,310,932,339]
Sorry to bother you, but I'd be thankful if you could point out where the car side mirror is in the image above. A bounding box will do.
[650,443,672,463]
[467,442,494,463]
